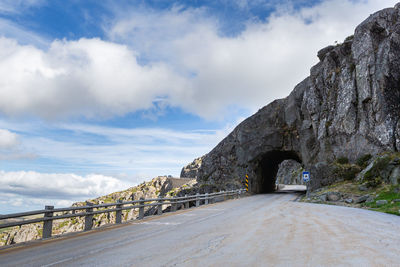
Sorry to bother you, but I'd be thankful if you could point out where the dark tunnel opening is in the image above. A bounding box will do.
[254,150,302,193]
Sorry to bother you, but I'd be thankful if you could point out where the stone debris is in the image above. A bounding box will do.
[354,195,369,204]
[376,200,388,206]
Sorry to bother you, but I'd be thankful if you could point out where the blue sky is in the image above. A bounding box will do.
[0,0,397,213]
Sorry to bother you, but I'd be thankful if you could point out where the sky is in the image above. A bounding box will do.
[0,0,398,213]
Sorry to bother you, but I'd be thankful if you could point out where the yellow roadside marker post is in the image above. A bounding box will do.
[245,175,249,192]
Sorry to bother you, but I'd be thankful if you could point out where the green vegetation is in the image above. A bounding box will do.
[363,186,400,216]
[336,164,360,181]
[102,197,114,203]
[336,157,349,164]
[344,35,354,42]
[56,220,70,229]
[356,154,372,168]
[363,155,392,187]
[333,158,361,181]
[0,227,13,233]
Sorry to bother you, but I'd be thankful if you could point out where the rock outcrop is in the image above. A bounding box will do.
[181,4,400,193]
[276,160,304,185]
[180,156,203,178]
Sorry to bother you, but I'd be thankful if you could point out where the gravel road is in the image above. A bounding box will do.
[1,193,399,266]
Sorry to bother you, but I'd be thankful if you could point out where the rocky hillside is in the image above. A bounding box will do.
[303,152,400,216]
[0,176,196,247]
[181,3,400,193]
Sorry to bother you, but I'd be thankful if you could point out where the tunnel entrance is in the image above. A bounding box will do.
[253,150,301,193]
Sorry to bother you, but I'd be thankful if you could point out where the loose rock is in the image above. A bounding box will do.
[355,195,369,204]
[358,185,368,191]
[327,192,341,202]
[345,198,353,204]
[376,200,388,206]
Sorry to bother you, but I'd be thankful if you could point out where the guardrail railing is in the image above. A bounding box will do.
[0,189,246,240]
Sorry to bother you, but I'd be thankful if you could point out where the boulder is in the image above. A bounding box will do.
[366,196,375,203]
[327,192,341,202]
[376,200,388,206]
[389,166,400,185]
[358,185,368,191]
[355,195,369,204]
[345,198,353,204]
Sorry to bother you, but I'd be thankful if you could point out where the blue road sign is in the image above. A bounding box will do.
[302,171,310,182]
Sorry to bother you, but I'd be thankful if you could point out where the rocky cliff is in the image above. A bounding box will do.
[181,4,400,193]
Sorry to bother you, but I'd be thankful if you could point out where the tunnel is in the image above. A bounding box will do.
[253,150,302,193]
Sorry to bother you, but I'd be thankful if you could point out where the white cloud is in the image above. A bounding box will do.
[0,170,128,198]
[0,128,18,148]
[0,119,233,178]
[0,0,43,14]
[0,37,187,118]
[0,0,397,120]
[108,0,398,118]
[0,170,130,213]
[0,128,36,160]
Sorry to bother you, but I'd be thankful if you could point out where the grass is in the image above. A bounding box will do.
[356,154,372,168]
[336,157,349,164]
[363,186,400,215]
[0,227,13,234]
[310,180,400,216]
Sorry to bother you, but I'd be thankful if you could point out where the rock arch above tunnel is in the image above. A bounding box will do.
[181,4,400,192]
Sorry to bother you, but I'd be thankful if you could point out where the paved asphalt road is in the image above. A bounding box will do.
[1,193,400,266]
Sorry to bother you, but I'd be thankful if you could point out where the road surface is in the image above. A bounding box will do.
[1,193,400,266]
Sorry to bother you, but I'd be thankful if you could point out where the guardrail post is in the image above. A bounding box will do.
[42,205,54,239]
[157,199,163,215]
[84,202,94,231]
[205,193,209,205]
[139,197,144,219]
[196,193,200,207]
[184,195,189,209]
[116,199,122,224]
[171,197,177,212]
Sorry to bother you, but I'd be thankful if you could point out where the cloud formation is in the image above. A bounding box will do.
[0,37,187,119]
[0,170,130,213]
[0,128,36,160]
[0,128,18,148]
[0,0,398,120]
[0,170,128,198]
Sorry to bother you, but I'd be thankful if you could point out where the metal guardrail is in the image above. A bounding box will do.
[0,189,246,239]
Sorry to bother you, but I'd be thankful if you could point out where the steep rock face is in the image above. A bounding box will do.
[276,160,304,185]
[181,4,400,193]
[180,156,203,178]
